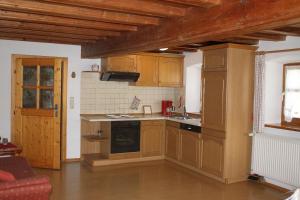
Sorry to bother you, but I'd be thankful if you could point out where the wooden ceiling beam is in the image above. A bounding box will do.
[0,10,137,31]
[82,0,300,58]
[238,33,286,41]
[161,0,221,7]
[0,32,95,44]
[0,20,121,37]
[263,27,300,36]
[171,46,199,52]
[0,27,102,40]
[42,0,186,17]
[0,0,160,26]
[219,38,259,45]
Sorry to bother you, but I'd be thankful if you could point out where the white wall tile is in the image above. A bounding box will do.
[81,72,179,114]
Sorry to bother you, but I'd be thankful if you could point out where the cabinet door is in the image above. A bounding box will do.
[158,57,183,87]
[203,49,227,71]
[104,55,137,72]
[202,71,226,132]
[200,135,224,177]
[135,55,159,86]
[141,121,164,157]
[180,130,200,168]
[165,126,180,160]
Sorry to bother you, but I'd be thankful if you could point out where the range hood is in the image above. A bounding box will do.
[100,71,140,82]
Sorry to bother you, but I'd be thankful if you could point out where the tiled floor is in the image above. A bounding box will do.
[35,160,287,200]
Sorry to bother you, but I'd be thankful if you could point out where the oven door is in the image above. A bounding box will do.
[111,121,140,154]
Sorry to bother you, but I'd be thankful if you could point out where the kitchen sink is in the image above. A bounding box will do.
[170,116,194,120]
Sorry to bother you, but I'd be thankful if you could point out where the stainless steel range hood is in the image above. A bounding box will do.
[100,71,140,82]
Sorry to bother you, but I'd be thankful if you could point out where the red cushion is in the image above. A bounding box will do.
[0,170,16,182]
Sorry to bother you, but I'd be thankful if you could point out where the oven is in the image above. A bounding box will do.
[111,121,140,154]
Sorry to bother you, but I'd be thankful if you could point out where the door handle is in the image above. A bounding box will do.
[54,104,59,117]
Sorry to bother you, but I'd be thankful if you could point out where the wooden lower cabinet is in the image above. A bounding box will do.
[179,130,200,168]
[165,125,180,160]
[140,121,164,157]
[200,135,224,177]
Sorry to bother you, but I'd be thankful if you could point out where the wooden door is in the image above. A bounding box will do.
[179,130,200,168]
[135,55,159,87]
[202,71,226,131]
[200,135,224,177]
[158,57,183,87]
[140,121,164,157]
[13,57,62,169]
[102,55,137,72]
[165,125,180,160]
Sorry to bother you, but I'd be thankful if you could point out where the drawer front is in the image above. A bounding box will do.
[141,120,165,126]
[166,120,180,128]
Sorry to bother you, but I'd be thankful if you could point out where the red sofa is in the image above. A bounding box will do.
[0,156,52,200]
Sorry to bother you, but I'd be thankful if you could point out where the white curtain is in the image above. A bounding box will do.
[253,54,266,134]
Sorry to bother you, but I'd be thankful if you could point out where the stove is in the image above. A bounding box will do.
[106,114,135,119]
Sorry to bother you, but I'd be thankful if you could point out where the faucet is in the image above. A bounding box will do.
[183,105,188,119]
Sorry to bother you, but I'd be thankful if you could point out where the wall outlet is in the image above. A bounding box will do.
[70,97,75,109]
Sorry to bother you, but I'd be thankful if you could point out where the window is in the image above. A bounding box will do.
[282,63,300,126]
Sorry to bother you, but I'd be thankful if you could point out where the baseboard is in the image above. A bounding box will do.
[262,177,296,192]
[88,155,165,167]
[64,158,82,163]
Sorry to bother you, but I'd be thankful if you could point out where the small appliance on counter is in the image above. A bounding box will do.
[161,100,173,116]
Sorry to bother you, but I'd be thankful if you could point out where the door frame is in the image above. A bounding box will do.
[11,54,68,162]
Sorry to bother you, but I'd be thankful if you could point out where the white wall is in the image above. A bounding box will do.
[260,37,300,125]
[184,51,202,113]
[0,39,100,159]
[264,61,283,124]
[252,37,300,189]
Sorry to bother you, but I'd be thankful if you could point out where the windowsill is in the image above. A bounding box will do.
[265,123,300,132]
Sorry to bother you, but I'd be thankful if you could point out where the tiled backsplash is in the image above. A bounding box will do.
[81,72,181,114]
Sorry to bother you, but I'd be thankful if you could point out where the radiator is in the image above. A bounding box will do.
[252,133,300,187]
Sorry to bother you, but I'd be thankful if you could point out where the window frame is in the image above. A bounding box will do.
[281,62,300,127]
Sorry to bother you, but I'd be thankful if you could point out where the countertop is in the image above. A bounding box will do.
[81,114,201,127]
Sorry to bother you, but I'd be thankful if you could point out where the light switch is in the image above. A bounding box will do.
[70,97,75,109]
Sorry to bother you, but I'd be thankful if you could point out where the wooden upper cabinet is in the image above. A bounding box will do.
[179,130,200,168]
[135,55,159,87]
[102,55,137,72]
[203,48,227,71]
[200,135,224,177]
[158,56,183,87]
[141,120,164,157]
[202,71,226,132]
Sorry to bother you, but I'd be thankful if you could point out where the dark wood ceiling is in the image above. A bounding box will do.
[0,0,300,56]
[0,0,219,45]
[151,24,300,54]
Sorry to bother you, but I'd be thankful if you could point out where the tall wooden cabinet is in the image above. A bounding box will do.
[201,44,257,183]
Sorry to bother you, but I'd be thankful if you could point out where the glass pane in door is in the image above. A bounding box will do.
[23,88,37,108]
[40,89,54,109]
[40,66,54,87]
[23,66,37,86]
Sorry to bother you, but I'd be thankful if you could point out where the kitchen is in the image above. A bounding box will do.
[1,1,299,199]
[80,44,255,184]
